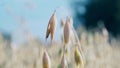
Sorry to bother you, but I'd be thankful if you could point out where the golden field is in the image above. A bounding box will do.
[0,30,120,68]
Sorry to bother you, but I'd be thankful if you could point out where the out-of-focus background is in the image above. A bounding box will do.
[0,0,120,68]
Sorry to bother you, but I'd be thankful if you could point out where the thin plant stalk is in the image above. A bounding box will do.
[69,18,85,67]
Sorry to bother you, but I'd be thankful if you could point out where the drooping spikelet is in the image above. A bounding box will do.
[68,16,85,61]
[74,46,84,68]
[60,19,65,44]
[42,51,51,68]
[60,19,65,28]
[64,17,70,45]
[46,10,56,43]
[60,54,68,68]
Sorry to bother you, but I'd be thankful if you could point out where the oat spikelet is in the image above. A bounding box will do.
[74,46,84,68]
[46,10,56,43]
[66,16,84,67]
[60,19,65,44]
[42,51,51,68]
[68,17,85,64]
[64,17,70,45]
[60,54,68,68]
[60,19,65,27]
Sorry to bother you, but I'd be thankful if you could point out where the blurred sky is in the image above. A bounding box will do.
[0,0,72,44]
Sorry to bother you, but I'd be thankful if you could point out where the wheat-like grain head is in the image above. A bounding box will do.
[64,17,70,45]
[66,16,85,67]
[74,46,84,68]
[60,54,68,68]
[60,18,65,44]
[60,19,65,28]
[68,16,85,61]
[42,51,51,68]
[46,10,56,43]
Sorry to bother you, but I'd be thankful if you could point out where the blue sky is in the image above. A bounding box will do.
[0,0,72,44]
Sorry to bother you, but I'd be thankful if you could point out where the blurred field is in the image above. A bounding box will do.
[0,30,120,68]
